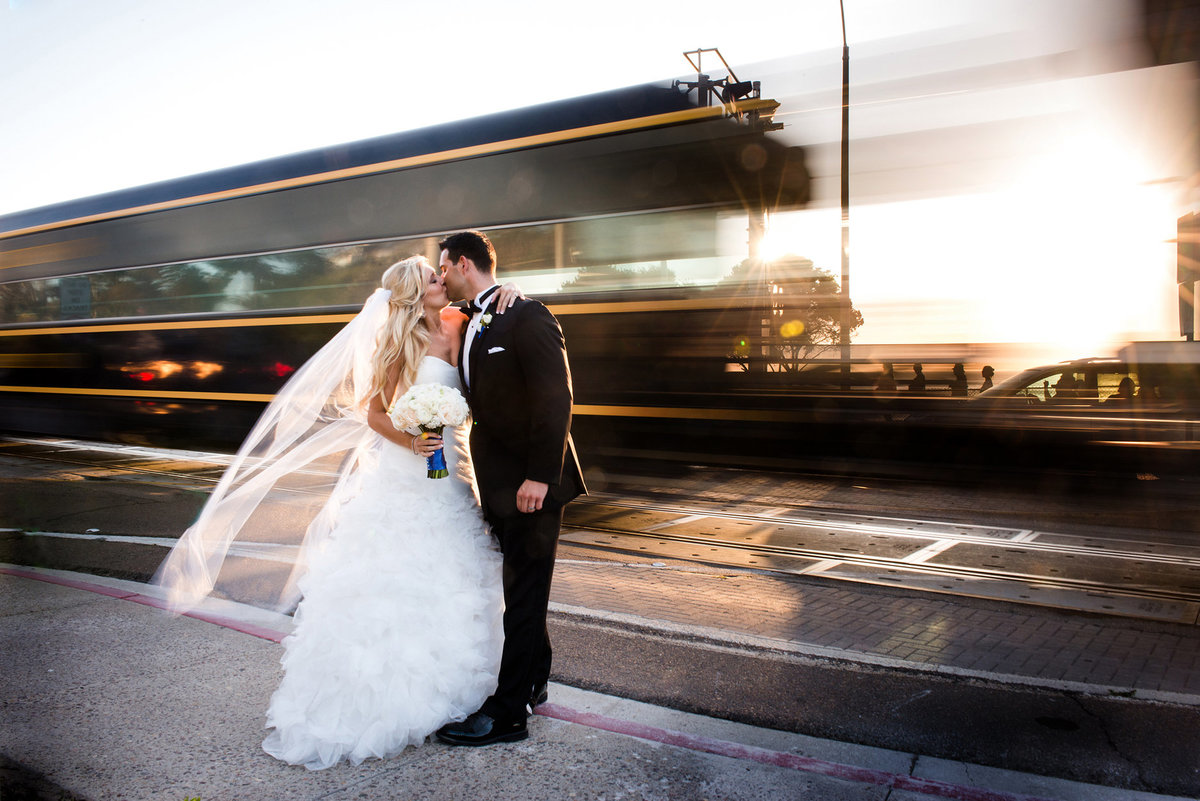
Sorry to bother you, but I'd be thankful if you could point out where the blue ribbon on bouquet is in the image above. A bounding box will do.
[422,425,448,479]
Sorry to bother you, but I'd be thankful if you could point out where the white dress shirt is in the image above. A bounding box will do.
[461,284,499,390]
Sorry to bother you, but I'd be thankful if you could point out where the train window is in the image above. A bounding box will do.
[0,278,58,324]
[0,208,749,323]
[0,238,432,323]
[496,209,743,296]
[485,225,557,274]
[564,212,719,267]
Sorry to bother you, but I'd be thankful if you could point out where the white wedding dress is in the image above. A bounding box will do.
[262,356,503,770]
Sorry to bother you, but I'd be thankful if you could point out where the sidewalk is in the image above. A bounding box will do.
[1,566,1192,801]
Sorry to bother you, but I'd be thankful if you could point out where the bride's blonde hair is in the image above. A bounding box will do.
[369,256,432,406]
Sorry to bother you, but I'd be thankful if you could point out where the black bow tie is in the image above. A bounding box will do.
[466,285,499,315]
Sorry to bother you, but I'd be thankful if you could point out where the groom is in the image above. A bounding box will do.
[435,230,586,746]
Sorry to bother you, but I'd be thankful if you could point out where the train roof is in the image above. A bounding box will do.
[0,81,743,236]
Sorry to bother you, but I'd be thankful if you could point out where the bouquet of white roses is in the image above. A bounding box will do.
[389,383,470,478]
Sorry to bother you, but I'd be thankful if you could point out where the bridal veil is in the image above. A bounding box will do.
[153,288,392,613]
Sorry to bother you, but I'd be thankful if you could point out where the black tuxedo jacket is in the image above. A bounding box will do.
[460,297,586,519]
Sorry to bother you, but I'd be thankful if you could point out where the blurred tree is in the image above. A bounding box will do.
[153,263,224,314]
[0,280,51,323]
[720,255,862,373]
[558,262,679,292]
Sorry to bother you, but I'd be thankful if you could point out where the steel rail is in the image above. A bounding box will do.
[5,437,1198,609]
[564,499,1200,606]
[577,497,1200,568]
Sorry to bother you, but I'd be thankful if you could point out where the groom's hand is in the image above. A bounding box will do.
[516,480,549,514]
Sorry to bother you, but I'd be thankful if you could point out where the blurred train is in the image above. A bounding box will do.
[0,82,809,465]
[1,79,1197,484]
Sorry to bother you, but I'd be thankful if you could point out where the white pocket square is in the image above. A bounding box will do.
[487,346,505,354]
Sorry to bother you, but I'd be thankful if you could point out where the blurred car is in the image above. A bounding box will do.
[971,343,1200,477]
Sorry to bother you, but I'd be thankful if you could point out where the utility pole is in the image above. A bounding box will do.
[839,1,852,389]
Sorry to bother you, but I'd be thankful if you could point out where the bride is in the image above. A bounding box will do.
[154,256,520,770]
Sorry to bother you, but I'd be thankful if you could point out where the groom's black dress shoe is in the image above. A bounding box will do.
[529,683,548,711]
[436,711,527,746]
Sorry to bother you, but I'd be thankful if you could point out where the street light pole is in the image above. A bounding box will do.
[839,1,852,389]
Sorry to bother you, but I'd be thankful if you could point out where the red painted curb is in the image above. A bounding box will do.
[0,566,286,642]
[0,567,138,599]
[531,706,1059,801]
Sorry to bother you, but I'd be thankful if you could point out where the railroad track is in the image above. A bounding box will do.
[6,436,1200,623]
[559,496,1200,624]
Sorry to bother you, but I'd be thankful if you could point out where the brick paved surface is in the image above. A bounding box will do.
[548,554,1200,701]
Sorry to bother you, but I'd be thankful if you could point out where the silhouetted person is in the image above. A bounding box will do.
[908,363,926,394]
[1048,374,1076,403]
[950,363,968,397]
[1105,376,1135,404]
[980,365,994,392]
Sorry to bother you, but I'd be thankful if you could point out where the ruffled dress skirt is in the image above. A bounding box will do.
[261,419,503,770]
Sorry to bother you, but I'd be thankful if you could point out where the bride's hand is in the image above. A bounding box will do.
[495,282,525,313]
[412,431,442,457]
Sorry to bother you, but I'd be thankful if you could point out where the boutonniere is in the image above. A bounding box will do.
[479,312,494,331]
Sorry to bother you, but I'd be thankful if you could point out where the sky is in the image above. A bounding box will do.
[2,0,1197,362]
